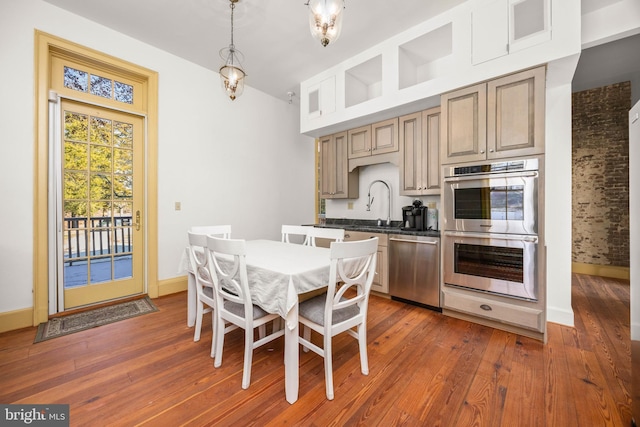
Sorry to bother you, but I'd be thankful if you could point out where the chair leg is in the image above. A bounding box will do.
[214,316,225,368]
[324,334,334,400]
[194,301,204,342]
[302,326,311,353]
[358,324,369,375]
[241,326,254,389]
[210,309,217,358]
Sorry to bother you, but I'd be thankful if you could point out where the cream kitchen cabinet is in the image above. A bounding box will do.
[441,66,545,164]
[348,118,399,159]
[343,231,389,294]
[399,107,441,196]
[319,132,359,199]
[472,0,551,65]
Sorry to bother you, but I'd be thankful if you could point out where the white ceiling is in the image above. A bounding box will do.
[42,0,466,103]
[42,0,640,103]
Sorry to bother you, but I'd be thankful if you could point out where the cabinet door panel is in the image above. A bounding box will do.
[509,0,551,53]
[319,135,334,198]
[372,118,399,155]
[472,0,509,65]
[399,112,422,195]
[423,107,441,194]
[441,83,487,164]
[487,66,545,159]
[333,132,349,197]
[347,125,371,159]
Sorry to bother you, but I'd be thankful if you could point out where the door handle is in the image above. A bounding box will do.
[135,210,141,231]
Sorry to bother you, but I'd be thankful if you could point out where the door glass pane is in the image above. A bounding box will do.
[64,67,88,92]
[90,256,113,284]
[90,74,113,99]
[114,254,132,280]
[454,185,524,220]
[114,121,133,148]
[454,243,523,283]
[114,82,134,104]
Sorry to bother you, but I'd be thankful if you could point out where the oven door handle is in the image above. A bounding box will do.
[444,230,538,242]
[443,171,538,182]
[389,237,438,245]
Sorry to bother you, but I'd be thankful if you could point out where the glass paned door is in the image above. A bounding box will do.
[60,100,144,309]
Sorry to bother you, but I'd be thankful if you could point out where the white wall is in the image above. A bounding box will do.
[0,0,315,314]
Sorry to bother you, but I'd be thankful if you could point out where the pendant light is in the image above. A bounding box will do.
[306,0,345,47]
[219,0,246,100]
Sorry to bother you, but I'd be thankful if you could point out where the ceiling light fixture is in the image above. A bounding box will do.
[305,0,345,47]
[219,0,246,100]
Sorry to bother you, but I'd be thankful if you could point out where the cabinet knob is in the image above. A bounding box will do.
[480,304,492,311]
[489,149,494,153]
[480,150,485,154]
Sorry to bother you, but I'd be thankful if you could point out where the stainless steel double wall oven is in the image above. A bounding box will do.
[442,158,540,301]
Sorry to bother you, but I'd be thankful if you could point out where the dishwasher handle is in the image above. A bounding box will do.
[389,237,438,245]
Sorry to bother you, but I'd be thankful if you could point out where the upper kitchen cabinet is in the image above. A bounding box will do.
[306,75,336,120]
[348,118,399,159]
[399,107,441,196]
[472,0,551,65]
[320,132,359,199]
[441,66,545,164]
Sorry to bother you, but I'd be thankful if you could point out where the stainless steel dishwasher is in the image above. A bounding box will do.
[389,234,441,310]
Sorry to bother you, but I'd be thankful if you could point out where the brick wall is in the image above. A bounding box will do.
[572,81,630,267]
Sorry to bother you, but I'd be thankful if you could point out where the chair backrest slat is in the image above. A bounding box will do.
[190,225,231,239]
[306,227,345,247]
[281,224,313,245]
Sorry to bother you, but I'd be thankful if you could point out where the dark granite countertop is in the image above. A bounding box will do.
[309,218,440,238]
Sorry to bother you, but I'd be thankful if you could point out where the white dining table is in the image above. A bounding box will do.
[181,239,334,403]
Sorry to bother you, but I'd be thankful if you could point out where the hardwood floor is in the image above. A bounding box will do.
[0,273,631,426]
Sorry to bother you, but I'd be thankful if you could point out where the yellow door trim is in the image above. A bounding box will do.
[34,31,159,324]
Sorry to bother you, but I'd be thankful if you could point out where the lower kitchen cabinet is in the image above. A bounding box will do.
[442,287,545,339]
[343,231,389,294]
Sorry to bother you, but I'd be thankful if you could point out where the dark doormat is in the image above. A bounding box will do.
[34,296,158,343]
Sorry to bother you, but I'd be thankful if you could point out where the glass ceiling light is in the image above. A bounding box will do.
[219,0,246,100]
[306,0,345,47]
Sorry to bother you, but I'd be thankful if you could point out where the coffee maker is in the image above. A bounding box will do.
[401,199,428,231]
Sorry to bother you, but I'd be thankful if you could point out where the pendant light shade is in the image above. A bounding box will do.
[219,0,246,100]
[306,0,345,47]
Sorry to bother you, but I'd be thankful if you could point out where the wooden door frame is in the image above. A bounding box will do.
[34,31,159,324]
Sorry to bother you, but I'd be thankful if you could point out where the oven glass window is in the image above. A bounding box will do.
[454,243,524,283]
[454,186,524,220]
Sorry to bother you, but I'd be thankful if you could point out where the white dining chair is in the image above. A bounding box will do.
[187,232,219,357]
[187,225,232,345]
[206,236,285,389]
[306,227,345,247]
[281,224,313,245]
[298,237,378,400]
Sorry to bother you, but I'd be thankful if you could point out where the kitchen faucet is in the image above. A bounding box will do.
[366,179,391,226]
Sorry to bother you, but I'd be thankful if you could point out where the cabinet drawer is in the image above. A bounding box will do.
[443,289,543,332]
[343,230,388,246]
